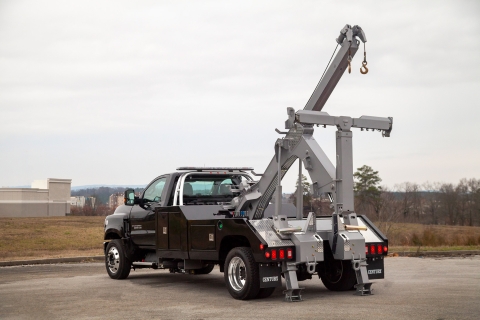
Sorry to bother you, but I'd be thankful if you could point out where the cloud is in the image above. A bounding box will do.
[0,0,479,190]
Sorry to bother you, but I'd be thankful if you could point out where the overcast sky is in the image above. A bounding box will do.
[1,0,479,192]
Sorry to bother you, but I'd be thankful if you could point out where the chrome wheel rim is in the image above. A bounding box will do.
[107,246,120,274]
[228,256,246,291]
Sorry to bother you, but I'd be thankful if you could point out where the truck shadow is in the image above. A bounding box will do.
[126,269,227,295]
[124,268,354,302]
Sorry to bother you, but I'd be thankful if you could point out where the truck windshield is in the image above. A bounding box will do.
[182,174,249,205]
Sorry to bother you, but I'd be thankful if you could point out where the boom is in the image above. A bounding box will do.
[305,24,366,112]
[230,24,373,220]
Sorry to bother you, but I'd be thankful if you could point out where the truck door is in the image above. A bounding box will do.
[129,176,168,247]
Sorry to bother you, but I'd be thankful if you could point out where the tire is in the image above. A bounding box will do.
[224,247,260,300]
[255,287,276,299]
[195,263,215,275]
[319,259,357,291]
[105,239,131,280]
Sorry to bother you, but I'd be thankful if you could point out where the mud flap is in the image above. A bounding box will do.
[259,263,282,288]
[366,257,384,279]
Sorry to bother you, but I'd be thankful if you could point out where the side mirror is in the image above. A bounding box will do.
[124,189,136,206]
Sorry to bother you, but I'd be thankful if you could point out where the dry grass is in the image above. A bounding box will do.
[0,217,104,261]
[389,245,480,252]
[376,221,480,252]
[1,217,480,261]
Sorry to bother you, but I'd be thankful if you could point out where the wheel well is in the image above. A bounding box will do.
[104,232,121,240]
[219,236,250,262]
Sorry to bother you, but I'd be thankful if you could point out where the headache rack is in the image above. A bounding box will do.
[176,167,254,172]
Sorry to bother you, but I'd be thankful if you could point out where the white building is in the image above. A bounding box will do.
[109,193,123,209]
[70,196,86,207]
[0,178,72,217]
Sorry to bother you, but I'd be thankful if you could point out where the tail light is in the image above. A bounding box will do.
[366,243,388,255]
[271,249,277,260]
[265,247,293,260]
[377,244,383,254]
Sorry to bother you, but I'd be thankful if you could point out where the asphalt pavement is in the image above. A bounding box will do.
[0,256,479,319]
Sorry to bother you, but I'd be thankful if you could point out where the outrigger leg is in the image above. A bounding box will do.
[282,262,304,302]
[352,256,373,295]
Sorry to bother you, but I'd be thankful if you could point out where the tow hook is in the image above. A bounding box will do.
[306,256,317,274]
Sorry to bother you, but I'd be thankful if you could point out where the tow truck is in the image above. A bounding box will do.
[103,24,392,301]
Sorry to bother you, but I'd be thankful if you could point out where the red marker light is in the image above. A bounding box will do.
[271,249,277,260]
[265,251,271,259]
[377,244,383,254]
[384,245,388,253]
[259,244,264,250]
[287,248,293,259]
[279,249,285,259]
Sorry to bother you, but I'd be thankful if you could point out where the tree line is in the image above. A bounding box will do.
[70,169,480,226]
[291,165,480,227]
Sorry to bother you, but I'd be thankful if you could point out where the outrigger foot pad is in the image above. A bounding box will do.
[284,288,304,302]
[354,282,373,296]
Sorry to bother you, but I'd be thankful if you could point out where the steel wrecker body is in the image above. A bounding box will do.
[103,24,392,301]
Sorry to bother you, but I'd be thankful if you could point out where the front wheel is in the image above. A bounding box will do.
[224,247,260,300]
[319,259,356,291]
[105,239,131,279]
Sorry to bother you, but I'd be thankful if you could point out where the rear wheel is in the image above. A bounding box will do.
[105,240,131,279]
[224,247,260,300]
[319,259,356,291]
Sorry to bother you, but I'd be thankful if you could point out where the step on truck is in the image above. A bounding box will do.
[103,24,392,301]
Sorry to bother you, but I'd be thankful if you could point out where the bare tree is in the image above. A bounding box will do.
[376,186,404,241]
[438,183,458,225]
[422,181,442,224]
[394,182,422,222]
[466,178,480,226]
[456,179,470,226]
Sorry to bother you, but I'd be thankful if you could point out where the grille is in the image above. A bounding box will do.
[316,240,324,253]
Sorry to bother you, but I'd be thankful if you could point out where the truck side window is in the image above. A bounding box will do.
[143,177,167,203]
[218,178,233,195]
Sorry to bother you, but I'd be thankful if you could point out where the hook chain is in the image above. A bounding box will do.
[360,42,368,74]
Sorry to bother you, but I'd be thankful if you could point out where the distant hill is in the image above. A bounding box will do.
[71,185,146,191]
